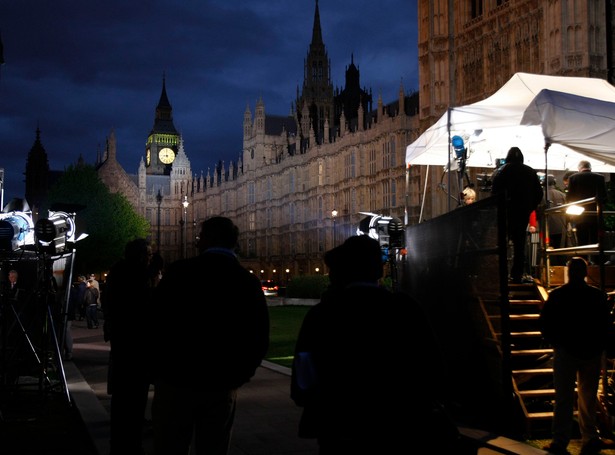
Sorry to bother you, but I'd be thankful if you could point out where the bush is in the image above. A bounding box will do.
[285,274,330,298]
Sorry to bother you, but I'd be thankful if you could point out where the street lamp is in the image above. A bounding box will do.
[182,195,189,258]
[331,209,338,246]
[156,189,163,252]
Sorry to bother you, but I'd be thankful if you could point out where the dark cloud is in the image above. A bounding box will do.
[0,0,418,203]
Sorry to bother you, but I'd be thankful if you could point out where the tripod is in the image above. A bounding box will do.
[0,253,71,404]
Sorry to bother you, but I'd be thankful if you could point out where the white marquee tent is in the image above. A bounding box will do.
[405,72,615,174]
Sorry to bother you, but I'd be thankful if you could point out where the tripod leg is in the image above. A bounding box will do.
[45,305,70,404]
[8,303,42,367]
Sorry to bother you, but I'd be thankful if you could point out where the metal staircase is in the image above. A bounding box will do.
[509,282,560,437]
[484,281,560,438]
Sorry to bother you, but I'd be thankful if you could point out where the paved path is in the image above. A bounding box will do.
[68,317,319,455]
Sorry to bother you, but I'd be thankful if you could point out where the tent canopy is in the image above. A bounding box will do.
[405,72,615,173]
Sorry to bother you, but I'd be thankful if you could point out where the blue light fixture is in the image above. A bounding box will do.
[452,135,466,159]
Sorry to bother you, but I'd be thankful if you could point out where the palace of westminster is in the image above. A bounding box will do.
[21,0,615,281]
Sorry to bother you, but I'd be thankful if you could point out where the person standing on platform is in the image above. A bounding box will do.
[541,175,568,264]
[152,216,269,455]
[540,257,609,455]
[102,238,154,455]
[566,160,608,261]
[491,146,543,283]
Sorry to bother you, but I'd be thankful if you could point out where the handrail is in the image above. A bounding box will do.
[540,196,610,289]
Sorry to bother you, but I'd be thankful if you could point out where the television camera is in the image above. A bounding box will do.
[477,158,507,192]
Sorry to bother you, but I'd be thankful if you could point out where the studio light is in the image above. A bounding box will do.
[452,135,466,160]
[0,211,35,251]
[34,211,76,254]
[357,212,405,248]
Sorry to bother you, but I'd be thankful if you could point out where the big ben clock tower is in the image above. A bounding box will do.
[146,75,179,175]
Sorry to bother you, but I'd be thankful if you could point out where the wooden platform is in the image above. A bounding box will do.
[546,265,615,287]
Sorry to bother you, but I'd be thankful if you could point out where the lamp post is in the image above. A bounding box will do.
[156,189,163,252]
[182,195,189,258]
[331,209,338,246]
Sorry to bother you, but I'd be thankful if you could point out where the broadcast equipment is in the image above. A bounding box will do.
[0,211,35,252]
[356,212,406,291]
[356,212,405,249]
[452,135,467,161]
[34,211,76,255]
[0,209,80,403]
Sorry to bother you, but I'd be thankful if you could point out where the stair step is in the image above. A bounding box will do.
[519,389,555,397]
[526,410,578,420]
[509,314,540,320]
[511,331,542,337]
[491,314,541,321]
[513,368,553,375]
[526,411,554,420]
[511,348,553,356]
[510,299,542,305]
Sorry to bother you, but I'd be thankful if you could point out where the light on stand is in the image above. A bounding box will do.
[34,211,76,254]
[182,195,189,259]
[452,135,466,160]
[0,211,35,251]
[566,205,585,216]
[331,209,338,246]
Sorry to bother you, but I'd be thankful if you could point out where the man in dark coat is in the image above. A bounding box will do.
[540,257,609,455]
[566,160,608,255]
[491,146,543,283]
[102,238,154,455]
[152,216,269,455]
[291,235,460,454]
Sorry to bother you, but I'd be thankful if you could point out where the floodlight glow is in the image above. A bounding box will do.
[566,205,585,216]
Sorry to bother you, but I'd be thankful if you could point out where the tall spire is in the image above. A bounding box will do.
[157,71,172,112]
[297,0,333,145]
[153,73,178,134]
[311,0,323,46]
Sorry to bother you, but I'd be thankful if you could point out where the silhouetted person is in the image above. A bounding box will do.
[148,246,164,288]
[83,279,99,329]
[540,257,609,455]
[541,174,568,264]
[102,238,154,455]
[63,280,80,361]
[291,235,460,454]
[566,160,607,262]
[562,170,576,194]
[75,275,87,321]
[491,146,543,283]
[152,216,269,455]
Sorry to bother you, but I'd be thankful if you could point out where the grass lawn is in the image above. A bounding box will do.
[265,305,312,368]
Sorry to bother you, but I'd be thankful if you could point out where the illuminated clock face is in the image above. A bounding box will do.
[146,149,151,166]
[159,147,175,164]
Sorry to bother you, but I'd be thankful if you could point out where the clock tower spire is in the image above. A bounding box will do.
[146,73,180,175]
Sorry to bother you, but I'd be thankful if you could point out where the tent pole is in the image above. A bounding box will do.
[543,142,551,285]
[447,108,452,213]
[419,165,429,223]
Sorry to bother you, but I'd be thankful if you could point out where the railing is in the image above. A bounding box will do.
[542,196,614,288]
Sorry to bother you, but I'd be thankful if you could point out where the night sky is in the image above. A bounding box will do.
[0,0,418,204]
